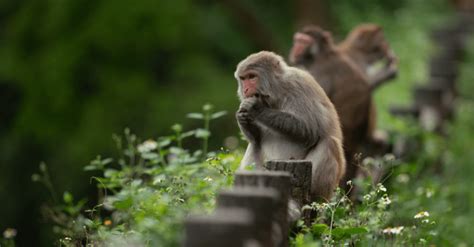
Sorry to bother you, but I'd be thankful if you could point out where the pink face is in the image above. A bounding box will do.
[289,32,314,62]
[239,72,258,98]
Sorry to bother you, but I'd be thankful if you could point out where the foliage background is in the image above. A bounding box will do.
[0,0,472,245]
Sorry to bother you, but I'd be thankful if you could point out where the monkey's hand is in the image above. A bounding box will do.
[370,51,399,91]
[237,97,263,144]
[238,96,265,120]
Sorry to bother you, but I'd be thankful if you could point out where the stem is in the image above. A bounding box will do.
[157,146,168,166]
[42,165,59,203]
[202,113,210,160]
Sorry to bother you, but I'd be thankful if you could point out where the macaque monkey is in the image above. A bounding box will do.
[235,51,345,201]
[338,24,399,90]
[289,25,372,186]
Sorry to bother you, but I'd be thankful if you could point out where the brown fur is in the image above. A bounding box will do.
[338,24,398,90]
[289,26,372,186]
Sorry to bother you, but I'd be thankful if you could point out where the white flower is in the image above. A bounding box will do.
[426,189,434,198]
[377,183,387,192]
[203,176,213,182]
[383,153,396,162]
[382,226,404,235]
[381,196,391,205]
[3,228,17,239]
[414,211,430,219]
[363,194,372,201]
[137,140,158,153]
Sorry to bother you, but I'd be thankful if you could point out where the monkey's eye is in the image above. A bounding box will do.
[239,76,245,81]
[248,74,257,80]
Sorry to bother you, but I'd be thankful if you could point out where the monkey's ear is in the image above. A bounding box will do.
[272,59,282,70]
[373,25,382,34]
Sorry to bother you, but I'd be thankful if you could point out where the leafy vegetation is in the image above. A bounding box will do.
[2,0,474,246]
[29,104,238,246]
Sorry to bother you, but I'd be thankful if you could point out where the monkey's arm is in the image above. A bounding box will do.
[370,51,398,91]
[255,109,319,148]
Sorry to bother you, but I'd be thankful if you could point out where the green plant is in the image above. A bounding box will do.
[33,104,237,246]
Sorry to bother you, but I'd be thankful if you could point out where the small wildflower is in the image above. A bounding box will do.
[137,140,158,153]
[380,195,391,205]
[382,226,404,235]
[422,219,430,224]
[414,211,430,219]
[104,220,112,226]
[346,180,353,186]
[426,189,434,198]
[376,183,387,193]
[64,237,72,241]
[203,176,213,182]
[383,153,395,162]
[314,202,329,211]
[363,194,372,201]
[3,228,17,239]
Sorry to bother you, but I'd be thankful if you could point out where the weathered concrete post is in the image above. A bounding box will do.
[234,170,291,246]
[265,160,312,224]
[184,208,257,247]
[414,86,445,132]
[217,187,279,247]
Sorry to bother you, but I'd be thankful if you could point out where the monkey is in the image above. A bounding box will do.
[338,23,399,91]
[288,25,372,187]
[235,51,346,201]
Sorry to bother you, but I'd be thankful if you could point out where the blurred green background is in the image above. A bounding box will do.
[0,0,463,245]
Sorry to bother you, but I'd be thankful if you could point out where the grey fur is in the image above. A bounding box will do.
[235,51,346,201]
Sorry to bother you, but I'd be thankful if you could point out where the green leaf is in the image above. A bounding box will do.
[158,138,172,148]
[195,129,210,138]
[171,124,183,132]
[181,130,196,138]
[344,227,369,235]
[113,197,133,210]
[311,223,329,236]
[104,169,118,178]
[102,158,113,165]
[330,226,369,240]
[39,162,47,172]
[142,152,159,160]
[131,179,142,188]
[31,174,41,182]
[84,165,97,171]
[211,111,227,119]
[187,113,204,119]
[63,192,73,204]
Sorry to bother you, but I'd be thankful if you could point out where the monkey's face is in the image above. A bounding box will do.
[289,32,316,64]
[289,32,319,64]
[238,71,259,98]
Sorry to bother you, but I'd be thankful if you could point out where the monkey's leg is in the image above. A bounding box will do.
[239,144,263,169]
